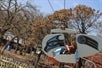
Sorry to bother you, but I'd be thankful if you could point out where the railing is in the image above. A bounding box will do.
[80,57,96,68]
[0,55,33,68]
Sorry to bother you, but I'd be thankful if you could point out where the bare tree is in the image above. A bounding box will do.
[0,0,40,54]
[97,22,102,36]
[71,5,102,34]
[0,0,20,54]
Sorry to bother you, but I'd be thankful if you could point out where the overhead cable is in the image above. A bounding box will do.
[48,0,54,12]
[64,0,66,9]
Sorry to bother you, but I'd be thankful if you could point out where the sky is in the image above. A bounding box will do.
[18,0,102,15]
[17,0,102,35]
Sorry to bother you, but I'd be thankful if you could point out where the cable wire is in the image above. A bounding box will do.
[48,0,54,12]
[64,0,66,9]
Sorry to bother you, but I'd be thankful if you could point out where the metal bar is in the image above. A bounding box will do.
[80,57,96,68]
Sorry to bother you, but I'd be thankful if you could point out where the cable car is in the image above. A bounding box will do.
[42,28,77,63]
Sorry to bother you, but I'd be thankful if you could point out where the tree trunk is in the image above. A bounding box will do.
[81,22,86,34]
[34,51,42,68]
[77,58,82,68]
[15,37,19,53]
[59,63,64,68]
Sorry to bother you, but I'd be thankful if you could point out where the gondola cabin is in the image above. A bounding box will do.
[42,28,77,63]
[76,34,102,57]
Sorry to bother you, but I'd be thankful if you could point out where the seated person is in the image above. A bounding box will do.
[65,41,77,54]
[55,41,77,55]
[53,40,77,56]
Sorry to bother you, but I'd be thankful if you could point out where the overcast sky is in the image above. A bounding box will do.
[18,0,102,15]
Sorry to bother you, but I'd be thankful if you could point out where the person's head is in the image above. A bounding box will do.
[71,40,77,51]
[71,41,76,45]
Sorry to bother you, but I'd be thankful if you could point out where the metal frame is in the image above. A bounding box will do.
[80,57,96,68]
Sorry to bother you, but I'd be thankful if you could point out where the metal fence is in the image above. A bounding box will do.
[0,55,33,68]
